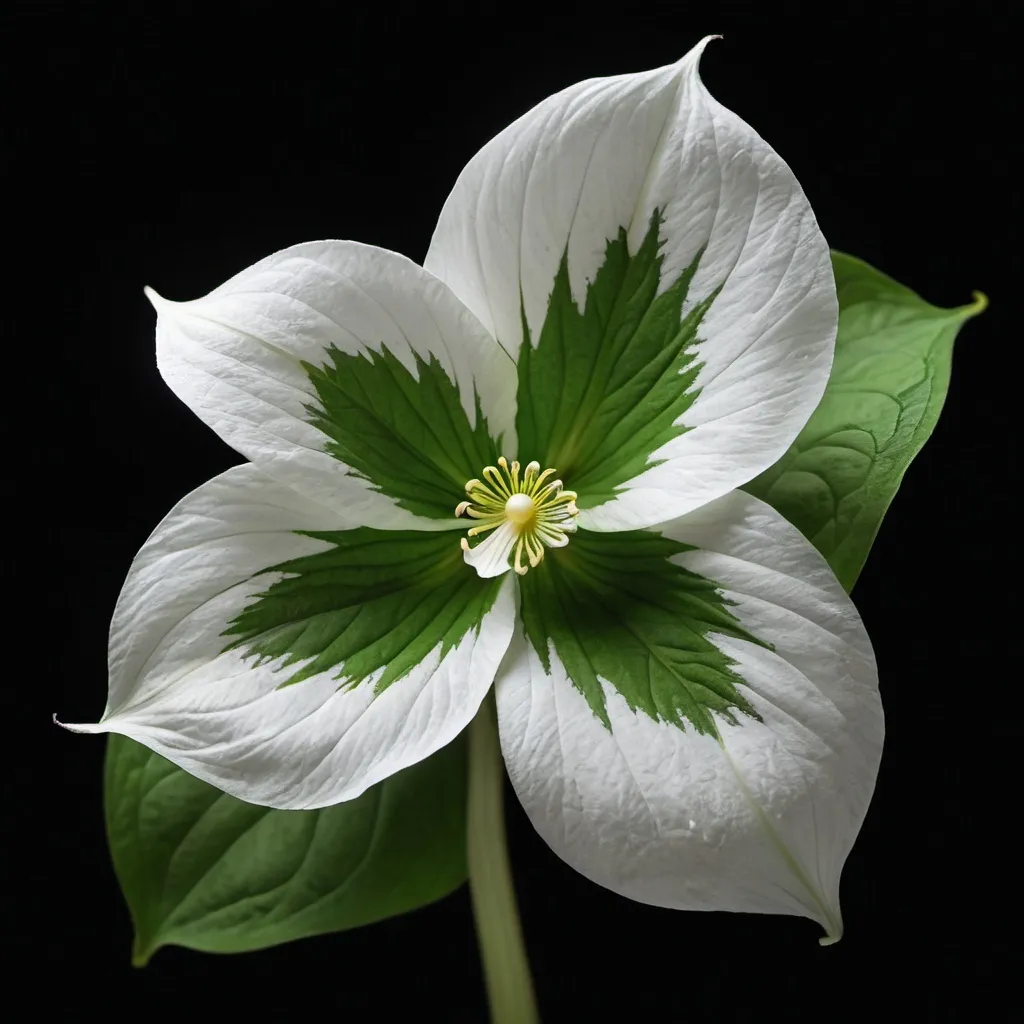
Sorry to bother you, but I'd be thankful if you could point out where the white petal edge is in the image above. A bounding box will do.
[495,489,882,940]
[151,241,517,530]
[60,463,517,809]
[426,37,836,530]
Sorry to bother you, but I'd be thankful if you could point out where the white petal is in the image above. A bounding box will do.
[426,38,835,528]
[496,490,882,939]
[462,521,517,578]
[61,464,516,809]
[151,241,517,529]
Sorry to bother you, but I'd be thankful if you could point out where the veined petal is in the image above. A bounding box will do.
[151,242,517,529]
[426,38,836,529]
[60,464,515,809]
[498,490,882,940]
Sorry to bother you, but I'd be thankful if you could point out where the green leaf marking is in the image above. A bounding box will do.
[223,529,501,692]
[519,530,767,736]
[745,252,987,591]
[303,344,500,519]
[515,210,718,507]
[105,732,468,965]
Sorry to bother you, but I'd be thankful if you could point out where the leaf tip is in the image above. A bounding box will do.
[965,289,988,317]
[131,935,156,968]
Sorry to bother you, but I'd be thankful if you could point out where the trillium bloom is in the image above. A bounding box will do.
[65,39,882,942]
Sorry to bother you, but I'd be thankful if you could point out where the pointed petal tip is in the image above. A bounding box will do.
[143,284,167,311]
[660,34,722,88]
[684,33,723,65]
[53,713,106,735]
[815,901,844,945]
[144,284,190,317]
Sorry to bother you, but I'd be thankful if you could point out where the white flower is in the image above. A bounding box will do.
[62,38,882,943]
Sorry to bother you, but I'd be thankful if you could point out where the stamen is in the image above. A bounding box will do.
[513,537,528,576]
[531,467,557,492]
[482,465,512,497]
[458,455,580,576]
[467,517,504,537]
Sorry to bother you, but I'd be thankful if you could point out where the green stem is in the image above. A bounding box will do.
[467,691,540,1024]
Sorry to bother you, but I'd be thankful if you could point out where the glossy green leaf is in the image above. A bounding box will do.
[105,731,469,965]
[745,251,986,591]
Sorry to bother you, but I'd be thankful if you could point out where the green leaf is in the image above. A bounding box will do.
[515,210,715,506]
[518,529,767,736]
[222,528,503,692]
[304,343,500,519]
[745,252,986,592]
[104,731,469,964]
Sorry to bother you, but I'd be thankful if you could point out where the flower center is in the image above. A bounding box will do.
[456,457,579,576]
[504,492,535,526]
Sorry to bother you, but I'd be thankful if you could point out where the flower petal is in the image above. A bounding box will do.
[462,520,518,579]
[151,242,517,529]
[61,464,516,809]
[497,490,882,940]
[426,38,835,529]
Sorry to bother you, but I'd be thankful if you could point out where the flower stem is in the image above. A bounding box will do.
[467,690,540,1024]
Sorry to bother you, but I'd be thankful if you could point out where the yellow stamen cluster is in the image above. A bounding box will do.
[457,457,579,575]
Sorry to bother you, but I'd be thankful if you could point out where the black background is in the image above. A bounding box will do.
[9,1,1016,1019]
